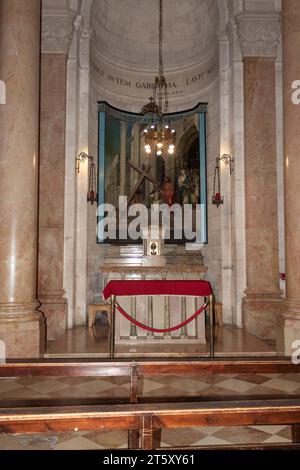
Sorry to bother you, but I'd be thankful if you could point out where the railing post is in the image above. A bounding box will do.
[209,294,214,358]
[130,297,137,339]
[180,274,188,339]
[110,295,116,358]
[162,273,171,340]
[147,296,154,340]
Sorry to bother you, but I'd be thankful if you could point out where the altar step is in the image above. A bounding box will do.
[44,324,276,358]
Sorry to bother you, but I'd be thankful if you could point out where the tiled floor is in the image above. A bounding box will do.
[0,371,299,449]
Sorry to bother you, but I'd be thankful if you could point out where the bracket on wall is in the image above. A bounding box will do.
[76,152,93,174]
[76,152,97,204]
[219,153,234,175]
[212,154,234,207]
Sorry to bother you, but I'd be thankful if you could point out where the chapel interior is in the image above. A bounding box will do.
[1,0,300,452]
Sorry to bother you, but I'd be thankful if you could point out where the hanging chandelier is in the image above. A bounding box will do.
[141,0,176,156]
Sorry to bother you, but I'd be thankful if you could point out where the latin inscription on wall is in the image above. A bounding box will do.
[91,47,219,102]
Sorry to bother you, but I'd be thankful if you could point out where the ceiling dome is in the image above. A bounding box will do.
[90,0,219,72]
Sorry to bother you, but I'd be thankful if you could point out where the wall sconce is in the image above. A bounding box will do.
[76,152,92,173]
[212,154,234,207]
[76,152,97,205]
[219,153,234,174]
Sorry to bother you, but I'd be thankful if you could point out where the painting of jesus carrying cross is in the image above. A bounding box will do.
[97,102,208,244]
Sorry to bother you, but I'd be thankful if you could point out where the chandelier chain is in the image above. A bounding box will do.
[141,0,175,157]
[159,0,163,76]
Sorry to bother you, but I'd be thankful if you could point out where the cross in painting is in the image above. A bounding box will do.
[127,160,159,205]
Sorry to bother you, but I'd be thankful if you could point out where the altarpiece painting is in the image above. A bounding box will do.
[97,102,208,244]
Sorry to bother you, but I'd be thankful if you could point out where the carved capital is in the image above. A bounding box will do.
[42,9,76,54]
[236,12,281,58]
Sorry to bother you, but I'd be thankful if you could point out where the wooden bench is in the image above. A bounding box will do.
[1,359,299,404]
[0,358,298,376]
[0,399,300,449]
[1,359,300,448]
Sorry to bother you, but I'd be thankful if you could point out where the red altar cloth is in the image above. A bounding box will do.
[103,279,213,300]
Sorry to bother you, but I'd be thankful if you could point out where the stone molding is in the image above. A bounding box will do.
[74,14,92,40]
[42,9,76,54]
[0,301,42,321]
[38,289,67,305]
[236,12,281,58]
[0,80,5,104]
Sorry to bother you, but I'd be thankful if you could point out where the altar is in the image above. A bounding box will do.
[95,101,209,357]
[101,245,208,357]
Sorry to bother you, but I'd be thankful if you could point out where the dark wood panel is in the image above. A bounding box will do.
[0,398,130,408]
[0,362,131,377]
[138,360,300,375]
[0,399,300,434]
[1,394,300,409]
[0,359,298,378]
[0,416,140,434]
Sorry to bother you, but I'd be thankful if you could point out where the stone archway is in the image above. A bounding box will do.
[83,0,229,34]
[69,0,227,330]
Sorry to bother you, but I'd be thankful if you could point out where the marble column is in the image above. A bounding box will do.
[38,54,68,341]
[38,9,75,340]
[0,0,45,357]
[278,0,300,354]
[237,12,282,340]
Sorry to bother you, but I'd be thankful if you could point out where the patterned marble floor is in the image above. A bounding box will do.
[0,372,299,449]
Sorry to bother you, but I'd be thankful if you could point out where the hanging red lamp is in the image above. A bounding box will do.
[212,154,234,207]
